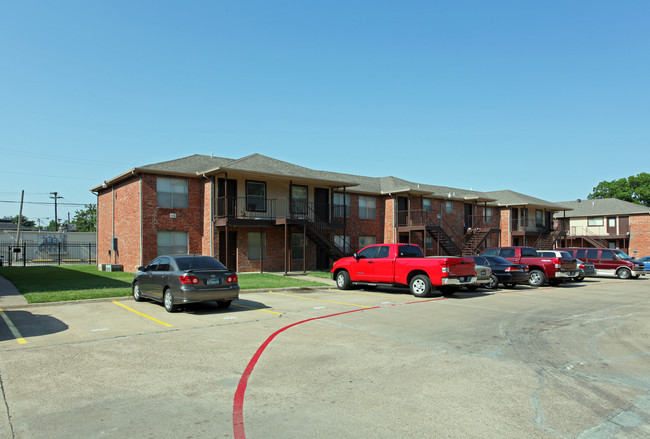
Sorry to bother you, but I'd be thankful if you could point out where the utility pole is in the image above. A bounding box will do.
[49,192,63,231]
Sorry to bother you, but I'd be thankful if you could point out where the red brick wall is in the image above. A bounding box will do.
[96,176,141,272]
[630,214,650,257]
[140,174,206,267]
[384,197,395,243]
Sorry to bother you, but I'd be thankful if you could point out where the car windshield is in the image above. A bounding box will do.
[175,256,227,271]
[612,250,633,260]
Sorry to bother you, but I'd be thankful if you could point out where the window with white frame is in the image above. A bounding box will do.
[157,177,188,208]
[248,232,266,261]
[246,181,266,212]
[333,192,351,218]
[358,235,376,249]
[157,231,188,255]
[588,217,604,226]
[334,235,351,252]
[359,196,376,219]
[445,201,453,214]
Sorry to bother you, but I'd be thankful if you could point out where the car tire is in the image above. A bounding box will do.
[335,271,351,290]
[216,300,232,309]
[528,270,546,287]
[616,268,631,279]
[409,274,432,297]
[503,283,516,289]
[132,282,144,302]
[485,274,499,289]
[163,289,177,313]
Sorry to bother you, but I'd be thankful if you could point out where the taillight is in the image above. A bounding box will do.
[579,263,585,269]
[441,266,449,274]
[179,274,200,284]
[226,274,238,283]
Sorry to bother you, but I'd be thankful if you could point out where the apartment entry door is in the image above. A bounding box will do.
[217,179,238,217]
[219,231,237,270]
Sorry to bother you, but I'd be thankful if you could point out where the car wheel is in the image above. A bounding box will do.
[503,283,516,289]
[163,289,177,313]
[132,282,144,302]
[528,270,546,287]
[617,268,631,279]
[485,274,499,289]
[409,274,432,297]
[216,300,232,309]
[335,271,351,290]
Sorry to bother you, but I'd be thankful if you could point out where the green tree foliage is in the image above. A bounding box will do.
[2,215,36,228]
[588,172,650,206]
[71,204,97,232]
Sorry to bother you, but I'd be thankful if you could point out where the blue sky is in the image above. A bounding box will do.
[1,1,649,224]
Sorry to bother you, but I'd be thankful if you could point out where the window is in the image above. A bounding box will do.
[588,217,604,226]
[481,248,497,256]
[291,185,308,216]
[359,196,376,219]
[156,257,172,271]
[600,250,615,260]
[536,210,543,227]
[445,201,453,214]
[357,246,379,259]
[425,236,433,249]
[157,231,188,255]
[359,235,376,249]
[248,232,266,261]
[157,177,188,208]
[291,233,305,260]
[586,249,598,259]
[499,248,516,258]
[608,217,616,228]
[576,249,586,259]
[334,235,350,252]
[484,207,494,225]
[246,181,266,212]
[333,193,350,218]
[423,199,432,212]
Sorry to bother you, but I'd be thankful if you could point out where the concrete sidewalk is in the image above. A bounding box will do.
[0,275,28,308]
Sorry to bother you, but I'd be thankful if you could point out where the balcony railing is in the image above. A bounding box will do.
[216,196,346,224]
[510,218,550,233]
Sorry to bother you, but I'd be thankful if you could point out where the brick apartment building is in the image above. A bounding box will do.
[554,198,650,258]
[91,153,575,273]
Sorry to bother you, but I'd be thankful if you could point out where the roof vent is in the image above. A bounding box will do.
[577,198,581,202]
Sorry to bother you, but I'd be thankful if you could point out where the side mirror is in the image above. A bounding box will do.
[353,252,359,260]
[137,266,146,272]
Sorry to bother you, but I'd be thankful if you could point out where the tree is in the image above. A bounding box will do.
[71,204,97,232]
[2,215,36,228]
[588,172,650,206]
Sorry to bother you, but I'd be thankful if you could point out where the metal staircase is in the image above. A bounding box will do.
[426,226,462,256]
[533,229,566,250]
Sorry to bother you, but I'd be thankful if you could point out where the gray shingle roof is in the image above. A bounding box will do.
[92,153,562,206]
[482,190,569,211]
[553,198,650,218]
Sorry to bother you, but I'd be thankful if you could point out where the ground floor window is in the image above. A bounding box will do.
[248,232,266,261]
[358,235,376,249]
[157,231,188,255]
[334,235,351,253]
[291,233,305,260]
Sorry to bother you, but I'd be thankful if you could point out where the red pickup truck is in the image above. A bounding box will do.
[479,246,578,287]
[331,243,476,297]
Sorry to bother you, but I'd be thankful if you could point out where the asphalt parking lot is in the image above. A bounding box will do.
[1,277,649,439]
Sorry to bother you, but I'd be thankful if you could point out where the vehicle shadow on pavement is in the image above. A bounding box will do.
[178,299,276,315]
[0,310,68,342]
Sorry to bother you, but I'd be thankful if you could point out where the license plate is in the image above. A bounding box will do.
[207,278,221,285]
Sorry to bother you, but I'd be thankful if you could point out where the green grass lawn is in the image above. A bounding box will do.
[0,266,330,304]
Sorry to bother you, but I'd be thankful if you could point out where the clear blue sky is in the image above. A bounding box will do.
[2,1,649,224]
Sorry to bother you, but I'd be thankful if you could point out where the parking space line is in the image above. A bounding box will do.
[268,291,374,308]
[112,301,173,327]
[232,303,283,315]
[0,308,27,344]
